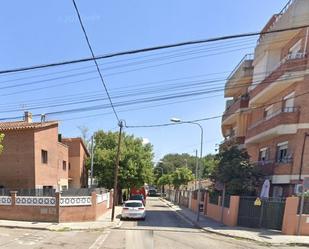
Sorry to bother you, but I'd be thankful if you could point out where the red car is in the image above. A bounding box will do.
[129,194,146,206]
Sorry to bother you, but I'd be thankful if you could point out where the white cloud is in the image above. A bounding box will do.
[142,138,150,145]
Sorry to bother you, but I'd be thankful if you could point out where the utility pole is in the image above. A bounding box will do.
[111,120,124,221]
[90,135,95,187]
[195,149,198,190]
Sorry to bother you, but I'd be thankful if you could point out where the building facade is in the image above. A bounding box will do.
[62,137,89,189]
[222,0,309,197]
[0,112,88,191]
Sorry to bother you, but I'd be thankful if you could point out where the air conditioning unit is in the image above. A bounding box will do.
[294,184,303,195]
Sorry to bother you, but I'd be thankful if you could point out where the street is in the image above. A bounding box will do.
[0,197,306,249]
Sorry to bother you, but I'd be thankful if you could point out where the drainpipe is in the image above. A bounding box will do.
[299,133,309,181]
[304,27,309,55]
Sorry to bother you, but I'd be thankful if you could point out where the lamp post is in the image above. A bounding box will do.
[156,160,164,197]
[170,118,203,222]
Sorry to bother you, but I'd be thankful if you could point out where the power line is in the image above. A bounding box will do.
[0,61,306,115]
[125,81,309,129]
[0,24,308,75]
[71,0,120,122]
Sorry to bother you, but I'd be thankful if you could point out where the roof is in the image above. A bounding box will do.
[62,137,90,157]
[0,121,58,131]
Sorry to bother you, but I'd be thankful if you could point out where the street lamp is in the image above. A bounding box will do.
[170,117,204,222]
[156,161,165,197]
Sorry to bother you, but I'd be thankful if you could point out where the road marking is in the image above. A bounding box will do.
[88,231,110,249]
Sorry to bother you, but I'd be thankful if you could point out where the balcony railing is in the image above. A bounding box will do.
[258,0,295,44]
[254,156,293,175]
[222,95,249,122]
[227,54,254,81]
[247,107,300,139]
[250,52,307,100]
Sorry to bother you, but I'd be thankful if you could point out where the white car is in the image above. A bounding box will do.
[121,200,146,220]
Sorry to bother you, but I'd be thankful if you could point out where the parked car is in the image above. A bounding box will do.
[148,189,157,196]
[121,200,146,220]
[129,194,146,205]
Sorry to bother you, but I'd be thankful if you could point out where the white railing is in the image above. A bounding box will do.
[263,52,306,82]
[60,196,92,206]
[15,196,56,206]
[0,197,12,206]
[96,193,108,204]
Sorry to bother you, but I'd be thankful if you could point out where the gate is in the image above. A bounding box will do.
[237,197,286,230]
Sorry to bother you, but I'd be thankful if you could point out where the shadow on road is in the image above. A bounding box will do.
[136,210,192,229]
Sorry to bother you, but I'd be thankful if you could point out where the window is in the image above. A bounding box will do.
[259,147,269,162]
[264,105,274,119]
[41,150,48,164]
[62,161,67,171]
[68,163,71,170]
[276,142,288,163]
[289,39,302,57]
[283,92,295,112]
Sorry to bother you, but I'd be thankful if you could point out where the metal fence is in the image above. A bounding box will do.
[219,195,231,208]
[16,189,56,196]
[61,188,107,196]
[298,197,309,214]
[209,191,219,205]
[0,188,108,197]
[0,189,10,196]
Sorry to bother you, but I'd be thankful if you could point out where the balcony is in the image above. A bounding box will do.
[249,53,308,106]
[256,0,309,52]
[257,0,295,45]
[254,157,293,175]
[246,107,300,144]
[222,95,249,124]
[225,54,253,98]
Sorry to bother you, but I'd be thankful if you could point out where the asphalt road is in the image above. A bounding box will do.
[101,197,305,249]
[0,197,306,249]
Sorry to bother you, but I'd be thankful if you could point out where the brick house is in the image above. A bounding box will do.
[0,112,89,191]
[62,137,89,188]
[221,0,309,197]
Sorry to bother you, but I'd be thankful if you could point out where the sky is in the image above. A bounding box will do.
[0,0,289,161]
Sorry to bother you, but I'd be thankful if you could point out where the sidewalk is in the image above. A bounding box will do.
[0,206,122,231]
[162,198,309,246]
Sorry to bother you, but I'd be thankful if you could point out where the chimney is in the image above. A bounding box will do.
[24,111,32,123]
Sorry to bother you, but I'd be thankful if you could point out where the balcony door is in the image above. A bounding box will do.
[283,92,295,112]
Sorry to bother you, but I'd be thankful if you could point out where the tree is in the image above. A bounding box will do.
[157,174,172,187]
[155,153,217,184]
[171,167,194,190]
[212,142,264,195]
[92,130,154,190]
[201,154,218,178]
[0,134,4,154]
[156,153,196,174]
[78,125,90,148]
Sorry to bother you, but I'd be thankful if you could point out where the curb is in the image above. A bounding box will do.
[160,198,309,247]
[0,219,121,232]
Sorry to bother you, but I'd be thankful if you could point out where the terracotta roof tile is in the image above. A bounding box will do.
[0,121,58,131]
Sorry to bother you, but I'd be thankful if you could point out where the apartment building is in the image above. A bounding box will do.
[62,137,89,188]
[222,0,309,197]
[0,112,88,191]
